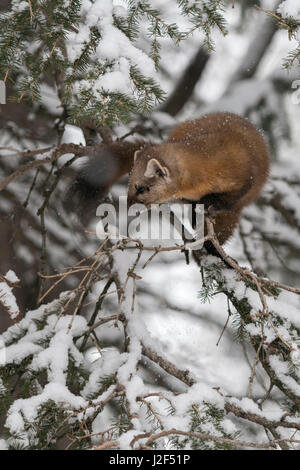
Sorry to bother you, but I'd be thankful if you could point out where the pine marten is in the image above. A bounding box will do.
[73,112,269,254]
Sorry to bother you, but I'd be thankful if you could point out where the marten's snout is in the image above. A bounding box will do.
[135,184,145,195]
[135,184,150,195]
[127,184,150,207]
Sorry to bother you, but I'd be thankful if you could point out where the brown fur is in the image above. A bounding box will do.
[72,140,145,211]
[127,112,269,245]
[74,113,269,248]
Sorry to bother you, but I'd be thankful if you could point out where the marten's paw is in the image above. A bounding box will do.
[201,193,236,217]
[205,204,231,218]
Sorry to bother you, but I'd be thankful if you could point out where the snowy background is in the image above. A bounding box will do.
[1,0,300,450]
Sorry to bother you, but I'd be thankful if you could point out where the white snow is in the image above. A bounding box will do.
[67,0,157,101]
[278,0,300,18]
[0,439,8,450]
[4,270,20,284]
[5,382,87,435]
[0,273,20,320]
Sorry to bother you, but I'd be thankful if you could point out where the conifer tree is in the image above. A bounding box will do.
[0,0,300,451]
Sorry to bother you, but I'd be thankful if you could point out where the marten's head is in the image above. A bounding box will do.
[128,145,178,207]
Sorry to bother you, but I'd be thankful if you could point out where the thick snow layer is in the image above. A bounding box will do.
[4,271,19,284]
[278,0,300,18]
[0,439,8,450]
[5,382,87,434]
[67,0,156,99]
[11,1,28,13]
[0,272,20,320]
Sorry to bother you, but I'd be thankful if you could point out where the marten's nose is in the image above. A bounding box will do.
[136,185,145,195]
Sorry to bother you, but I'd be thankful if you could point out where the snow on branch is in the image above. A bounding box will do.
[257,1,300,69]
[0,271,20,320]
[0,0,228,126]
[1,211,300,449]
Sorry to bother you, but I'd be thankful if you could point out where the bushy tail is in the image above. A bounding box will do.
[67,140,146,220]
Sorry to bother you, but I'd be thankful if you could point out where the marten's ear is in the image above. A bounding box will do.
[144,158,170,178]
[134,150,142,163]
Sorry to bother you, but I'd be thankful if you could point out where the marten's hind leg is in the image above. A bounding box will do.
[190,193,241,268]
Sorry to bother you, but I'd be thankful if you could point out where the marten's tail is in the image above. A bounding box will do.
[67,140,146,220]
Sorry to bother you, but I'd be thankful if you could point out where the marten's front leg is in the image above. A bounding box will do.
[188,193,237,229]
[190,193,239,269]
[200,193,237,218]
